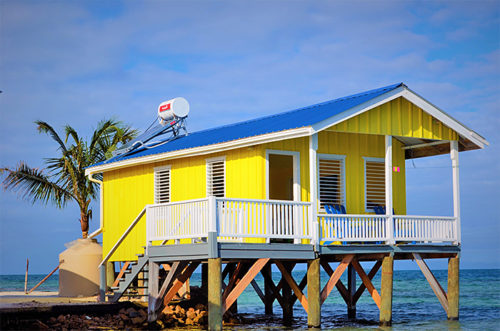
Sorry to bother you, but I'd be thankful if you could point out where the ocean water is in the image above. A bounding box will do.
[1,269,499,330]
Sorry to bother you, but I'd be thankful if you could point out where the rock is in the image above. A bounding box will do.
[174,305,182,314]
[185,317,194,325]
[195,303,206,311]
[119,308,127,314]
[126,307,138,317]
[186,308,196,320]
[131,316,146,325]
[138,309,147,318]
[48,317,57,324]
[163,305,174,314]
[57,315,65,323]
[33,320,49,329]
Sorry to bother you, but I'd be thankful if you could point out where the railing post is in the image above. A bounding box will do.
[450,141,461,245]
[309,133,319,249]
[208,196,218,258]
[385,135,395,245]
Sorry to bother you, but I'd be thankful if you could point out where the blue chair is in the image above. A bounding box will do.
[323,204,346,245]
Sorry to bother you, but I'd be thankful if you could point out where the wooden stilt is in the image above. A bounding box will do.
[351,259,381,309]
[261,266,285,308]
[281,262,293,326]
[263,263,273,314]
[291,273,308,306]
[24,258,29,294]
[106,261,116,289]
[413,253,449,314]
[208,258,222,331]
[379,255,393,326]
[320,255,354,304]
[202,263,208,292]
[447,255,460,320]
[307,258,321,328]
[347,263,356,319]
[250,279,266,304]
[148,261,159,322]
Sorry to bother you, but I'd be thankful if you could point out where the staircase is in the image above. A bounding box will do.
[108,250,149,302]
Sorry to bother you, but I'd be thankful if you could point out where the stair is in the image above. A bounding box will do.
[108,250,149,303]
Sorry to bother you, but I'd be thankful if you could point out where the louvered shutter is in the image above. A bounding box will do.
[207,158,225,197]
[318,158,345,211]
[154,166,170,203]
[365,160,385,210]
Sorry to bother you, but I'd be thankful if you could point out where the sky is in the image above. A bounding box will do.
[0,0,499,274]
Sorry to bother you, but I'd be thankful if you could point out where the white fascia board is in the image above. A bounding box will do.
[85,127,313,175]
[401,88,488,148]
[311,86,406,133]
[312,85,488,149]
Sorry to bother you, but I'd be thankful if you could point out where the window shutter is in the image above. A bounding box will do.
[154,167,170,203]
[318,158,345,211]
[365,160,385,210]
[207,159,225,197]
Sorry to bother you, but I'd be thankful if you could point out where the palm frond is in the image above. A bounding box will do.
[1,162,74,207]
[36,121,67,153]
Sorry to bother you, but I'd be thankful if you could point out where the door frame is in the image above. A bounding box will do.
[265,149,301,201]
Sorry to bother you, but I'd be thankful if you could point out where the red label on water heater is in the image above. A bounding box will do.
[159,103,171,112]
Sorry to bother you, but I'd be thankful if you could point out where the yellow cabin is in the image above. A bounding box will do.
[85,83,487,264]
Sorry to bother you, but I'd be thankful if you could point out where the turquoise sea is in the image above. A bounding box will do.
[1,269,499,330]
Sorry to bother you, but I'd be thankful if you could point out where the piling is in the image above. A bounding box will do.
[263,263,273,315]
[347,264,356,319]
[447,255,460,320]
[282,262,293,326]
[147,261,159,322]
[208,258,222,331]
[307,258,321,328]
[379,255,393,326]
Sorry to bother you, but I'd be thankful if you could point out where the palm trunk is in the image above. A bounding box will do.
[80,212,89,239]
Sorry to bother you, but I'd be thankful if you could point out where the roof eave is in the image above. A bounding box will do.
[85,126,313,175]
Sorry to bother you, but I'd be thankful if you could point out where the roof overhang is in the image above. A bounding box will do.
[85,127,313,175]
[86,85,488,175]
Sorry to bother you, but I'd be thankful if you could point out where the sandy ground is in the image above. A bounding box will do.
[0,291,98,308]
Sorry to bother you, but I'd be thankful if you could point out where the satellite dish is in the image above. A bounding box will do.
[158,97,189,124]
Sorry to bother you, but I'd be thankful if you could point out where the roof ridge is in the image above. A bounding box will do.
[185,82,404,136]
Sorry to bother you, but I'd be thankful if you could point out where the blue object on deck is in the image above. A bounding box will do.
[91,83,404,167]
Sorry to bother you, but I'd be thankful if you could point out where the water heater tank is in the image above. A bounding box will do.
[158,97,189,121]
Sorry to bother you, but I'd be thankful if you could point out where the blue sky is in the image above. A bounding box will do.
[0,1,499,274]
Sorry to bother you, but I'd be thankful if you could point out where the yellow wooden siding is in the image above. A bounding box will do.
[327,97,458,141]
[102,147,266,261]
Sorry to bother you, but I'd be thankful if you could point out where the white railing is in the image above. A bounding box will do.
[393,215,457,243]
[146,198,312,244]
[147,198,209,242]
[318,214,387,242]
[318,214,458,244]
[217,198,312,242]
[145,197,458,245]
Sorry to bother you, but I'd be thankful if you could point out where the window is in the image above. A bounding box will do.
[364,158,385,211]
[154,166,171,203]
[318,155,345,211]
[207,157,225,197]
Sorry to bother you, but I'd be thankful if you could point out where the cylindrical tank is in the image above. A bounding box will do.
[58,239,102,297]
[157,97,190,121]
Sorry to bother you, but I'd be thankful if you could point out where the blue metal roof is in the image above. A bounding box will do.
[94,83,403,167]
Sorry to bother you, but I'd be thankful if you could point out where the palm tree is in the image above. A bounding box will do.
[0,119,137,238]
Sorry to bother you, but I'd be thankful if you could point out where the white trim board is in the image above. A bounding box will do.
[265,149,301,202]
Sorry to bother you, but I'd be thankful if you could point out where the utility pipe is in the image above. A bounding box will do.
[87,172,103,239]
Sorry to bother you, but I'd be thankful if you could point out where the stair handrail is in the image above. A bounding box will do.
[99,207,146,267]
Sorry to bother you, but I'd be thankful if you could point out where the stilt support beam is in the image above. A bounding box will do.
[276,261,308,313]
[162,261,200,310]
[448,255,460,320]
[379,255,394,326]
[208,258,222,331]
[351,259,381,309]
[413,253,449,314]
[222,258,270,314]
[320,254,354,304]
[307,258,321,328]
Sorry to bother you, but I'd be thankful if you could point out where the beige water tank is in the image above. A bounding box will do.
[59,239,102,297]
